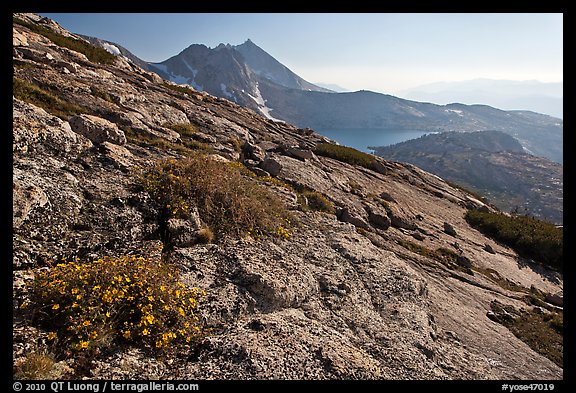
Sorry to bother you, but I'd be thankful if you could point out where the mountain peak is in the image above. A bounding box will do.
[232,40,332,93]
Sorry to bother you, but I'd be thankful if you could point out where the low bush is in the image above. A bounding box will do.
[22,255,206,358]
[490,301,562,367]
[122,126,208,155]
[313,142,377,171]
[13,76,88,120]
[14,352,56,380]
[300,190,336,214]
[161,122,198,138]
[137,154,293,240]
[14,17,116,64]
[162,82,197,98]
[90,85,114,103]
[465,209,562,269]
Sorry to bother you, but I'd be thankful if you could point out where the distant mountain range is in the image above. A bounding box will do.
[88,37,563,164]
[372,131,563,224]
[397,79,563,119]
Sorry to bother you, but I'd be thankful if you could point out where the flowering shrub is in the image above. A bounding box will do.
[23,255,206,356]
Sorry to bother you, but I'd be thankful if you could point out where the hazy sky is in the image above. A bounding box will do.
[39,13,563,94]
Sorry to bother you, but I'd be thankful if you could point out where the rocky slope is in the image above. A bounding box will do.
[372,131,563,224]
[13,13,563,381]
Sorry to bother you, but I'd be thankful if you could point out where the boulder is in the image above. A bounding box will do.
[545,292,563,307]
[13,180,49,229]
[380,191,396,202]
[336,206,370,230]
[17,47,55,64]
[243,142,266,162]
[456,255,473,268]
[260,155,283,177]
[191,131,218,144]
[13,27,28,46]
[371,159,389,175]
[284,146,315,161]
[484,243,496,254]
[69,114,126,145]
[443,222,457,237]
[364,203,391,230]
[166,219,197,248]
[166,209,203,248]
[13,99,93,155]
[390,214,417,231]
[99,142,135,171]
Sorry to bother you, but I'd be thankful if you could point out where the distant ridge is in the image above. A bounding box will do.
[398,78,563,119]
[372,131,563,224]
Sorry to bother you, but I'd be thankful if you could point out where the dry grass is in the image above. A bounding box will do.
[137,153,293,241]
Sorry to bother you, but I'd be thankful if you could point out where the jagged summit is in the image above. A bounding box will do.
[232,39,333,93]
[13,13,563,381]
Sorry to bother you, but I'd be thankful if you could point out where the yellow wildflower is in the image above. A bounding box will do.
[76,341,89,350]
[52,304,60,310]
[142,314,155,325]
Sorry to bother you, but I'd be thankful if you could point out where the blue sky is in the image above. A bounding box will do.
[39,13,563,94]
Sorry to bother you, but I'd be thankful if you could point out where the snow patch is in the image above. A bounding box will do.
[220,83,236,102]
[101,42,121,56]
[446,108,464,116]
[150,63,203,91]
[180,58,199,78]
[246,83,284,122]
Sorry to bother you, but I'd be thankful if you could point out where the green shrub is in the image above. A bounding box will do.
[90,85,114,103]
[490,301,562,367]
[544,312,563,334]
[22,255,206,357]
[14,17,116,64]
[14,18,115,64]
[13,76,88,120]
[122,126,208,155]
[137,154,293,240]
[465,209,562,269]
[313,142,377,170]
[161,122,198,138]
[300,190,336,214]
[162,82,197,97]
